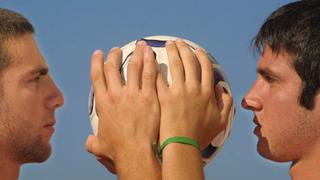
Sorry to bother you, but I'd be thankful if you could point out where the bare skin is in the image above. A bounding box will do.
[158,40,232,180]
[86,41,161,180]
[86,39,233,180]
[242,45,320,180]
[0,34,64,180]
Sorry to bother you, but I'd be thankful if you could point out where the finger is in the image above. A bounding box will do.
[142,46,157,93]
[176,39,200,84]
[85,135,104,156]
[127,41,145,90]
[90,50,108,98]
[156,71,168,100]
[165,40,184,86]
[105,47,123,91]
[195,48,213,92]
[215,84,233,126]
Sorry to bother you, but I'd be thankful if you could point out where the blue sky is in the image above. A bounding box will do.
[2,0,294,179]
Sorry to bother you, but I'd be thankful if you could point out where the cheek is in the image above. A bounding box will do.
[21,88,44,106]
[262,90,309,146]
[6,93,44,124]
[262,90,299,133]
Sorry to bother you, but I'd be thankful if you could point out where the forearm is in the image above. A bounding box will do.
[115,144,161,180]
[162,143,204,180]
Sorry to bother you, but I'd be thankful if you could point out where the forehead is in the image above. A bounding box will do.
[4,34,48,74]
[257,46,295,74]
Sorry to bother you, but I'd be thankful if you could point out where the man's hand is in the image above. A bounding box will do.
[157,39,233,148]
[157,40,233,180]
[85,41,161,179]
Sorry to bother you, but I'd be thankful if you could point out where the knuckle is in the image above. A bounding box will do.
[90,71,100,82]
[91,67,104,82]
[141,91,154,104]
[186,83,200,94]
[107,89,120,104]
[127,61,139,72]
[143,70,156,81]
[124,89,136,102]
[202,88,213,98]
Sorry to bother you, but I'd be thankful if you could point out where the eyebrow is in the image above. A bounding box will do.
[257,67,279,79]
[28,67,49,76]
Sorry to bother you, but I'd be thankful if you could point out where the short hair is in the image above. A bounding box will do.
[254,0,320,109]
[0,8,34,72]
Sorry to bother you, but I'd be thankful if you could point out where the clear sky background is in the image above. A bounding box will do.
[2,0,294,179]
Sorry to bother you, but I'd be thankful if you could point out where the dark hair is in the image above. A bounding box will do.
[0,8,34,72]
[254,0,320,109]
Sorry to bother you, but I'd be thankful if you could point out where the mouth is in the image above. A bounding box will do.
[253,116,261,127]
[44,121,56,128]
[44,120,56,134]
[253,116,262,135]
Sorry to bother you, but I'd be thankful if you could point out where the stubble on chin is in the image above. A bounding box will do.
[18,135,52,163]
[5,122,52,164]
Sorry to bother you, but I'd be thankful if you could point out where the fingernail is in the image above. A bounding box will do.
[137,40,146,46]
[166,40,174,45]
[176,38,184,43]
[195,48,200,51]
[144,46,153,54]
[93,49,103,55]
[109,47,119,52]
[145,46,157,59]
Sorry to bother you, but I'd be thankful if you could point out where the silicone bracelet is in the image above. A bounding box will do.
[159,136,200,158]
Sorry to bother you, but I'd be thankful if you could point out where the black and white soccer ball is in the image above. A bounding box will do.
[88,35,235,165]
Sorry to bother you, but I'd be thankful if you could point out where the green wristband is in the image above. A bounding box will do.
[159,136,200,158]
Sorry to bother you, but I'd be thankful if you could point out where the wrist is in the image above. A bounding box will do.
[114,142,159,172]
[159,136,200,158]
[161,142,202,164]
[161,141,204,180]
[160,130,199,146]
[159,116,200,144]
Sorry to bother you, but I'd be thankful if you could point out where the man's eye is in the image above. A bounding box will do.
[32,76,41,82]
[264,75,274,83]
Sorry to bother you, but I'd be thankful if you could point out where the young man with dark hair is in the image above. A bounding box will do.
[242,1,320,179]
[0,8,64,180]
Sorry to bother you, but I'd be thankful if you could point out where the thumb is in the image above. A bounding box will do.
[85,134,104,156]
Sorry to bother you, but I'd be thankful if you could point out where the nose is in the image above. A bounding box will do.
[241,83,262,111]
[46,77,64,110]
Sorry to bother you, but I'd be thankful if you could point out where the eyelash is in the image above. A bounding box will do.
[31,76,41,82]
[263,75,275,83]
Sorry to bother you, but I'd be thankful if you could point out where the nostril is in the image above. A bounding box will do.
[241,98,248,108]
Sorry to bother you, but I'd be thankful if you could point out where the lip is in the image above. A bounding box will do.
[253,116,261,135]
[44,121,55,127]
[254,126,261,136]
[253,116,261,126]
[44,120,56,133]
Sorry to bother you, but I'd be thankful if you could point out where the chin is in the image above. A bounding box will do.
[257,141,292,163]
[22,139,52,163]
[35,143,52,162]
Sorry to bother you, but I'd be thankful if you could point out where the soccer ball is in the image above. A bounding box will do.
[88,35,235,165]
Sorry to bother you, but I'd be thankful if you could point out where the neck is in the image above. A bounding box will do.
[290,142,320,180]
[0,152,21,180]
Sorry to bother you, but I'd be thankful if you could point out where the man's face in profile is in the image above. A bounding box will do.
[0,34,64,164]
[242,45,320,162]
